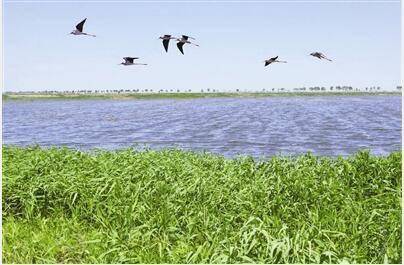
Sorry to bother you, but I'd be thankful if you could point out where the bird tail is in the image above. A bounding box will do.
[326,58,332,61]
[278,60,287,63]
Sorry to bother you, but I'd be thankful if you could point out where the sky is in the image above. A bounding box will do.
[4,0,401,92]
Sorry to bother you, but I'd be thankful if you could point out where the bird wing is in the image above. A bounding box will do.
[177,42,185,54]
[163,39,170,52]
[123,57,138,63]
[320,53,331,60]
[182,35,189,40]
[164,34,171,38]
[76,18,87,32]
[265,61,270,67]
[270,56,278,61]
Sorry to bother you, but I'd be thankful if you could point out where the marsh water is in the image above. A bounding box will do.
[3,95,401,157]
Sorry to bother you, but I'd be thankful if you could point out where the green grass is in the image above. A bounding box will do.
[2,146,402,263]
[2,91,401,101]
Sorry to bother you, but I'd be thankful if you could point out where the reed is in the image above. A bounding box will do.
[2,146,401,263]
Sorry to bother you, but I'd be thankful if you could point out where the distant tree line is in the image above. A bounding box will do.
[6,85,399,94]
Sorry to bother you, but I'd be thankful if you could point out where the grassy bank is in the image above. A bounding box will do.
[2,146,402,263]
[3,91,401,101]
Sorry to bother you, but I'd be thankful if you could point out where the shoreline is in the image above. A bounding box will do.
[2,144,401,159]
[3,91,401,101]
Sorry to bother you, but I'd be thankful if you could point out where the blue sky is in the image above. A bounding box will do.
[4,1,401,92]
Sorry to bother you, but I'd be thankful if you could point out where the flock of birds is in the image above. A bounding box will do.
[70,18,333,67]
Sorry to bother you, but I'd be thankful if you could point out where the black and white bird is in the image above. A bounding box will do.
[159,35,177,52]
[176,35,199,55]
[310,52,332,61]
[70,18,96,37]
[119,57,147,66]
[263,56,287,67]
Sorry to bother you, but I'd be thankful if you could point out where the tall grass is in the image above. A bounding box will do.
[2,146,401,263]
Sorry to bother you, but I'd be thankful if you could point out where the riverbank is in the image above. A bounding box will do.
[2,146,401,263]
[3,91,401,101]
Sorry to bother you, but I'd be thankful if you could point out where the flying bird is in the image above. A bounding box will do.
[159,35,177,52]
[119,57,147,66]
[310,52,332,61]
[70,18,96,37]
[263,56,287,67]
[176,35,199,55]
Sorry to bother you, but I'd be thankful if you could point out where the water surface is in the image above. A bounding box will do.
[3,96,401,157]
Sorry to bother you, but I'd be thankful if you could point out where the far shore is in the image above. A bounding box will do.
[3,91,401,101]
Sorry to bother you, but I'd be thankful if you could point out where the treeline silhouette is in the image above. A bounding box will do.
[6,86,401,95]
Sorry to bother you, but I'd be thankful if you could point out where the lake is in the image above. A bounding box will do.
[3,95,401,157]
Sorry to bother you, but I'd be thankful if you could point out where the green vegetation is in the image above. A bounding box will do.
[2,91,401,101]
[2,146,402,263]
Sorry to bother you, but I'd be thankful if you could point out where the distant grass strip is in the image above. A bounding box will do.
[3,91,401,101]
[2,146,402,263]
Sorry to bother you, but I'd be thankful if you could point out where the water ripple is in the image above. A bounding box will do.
[3,95,402,157]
